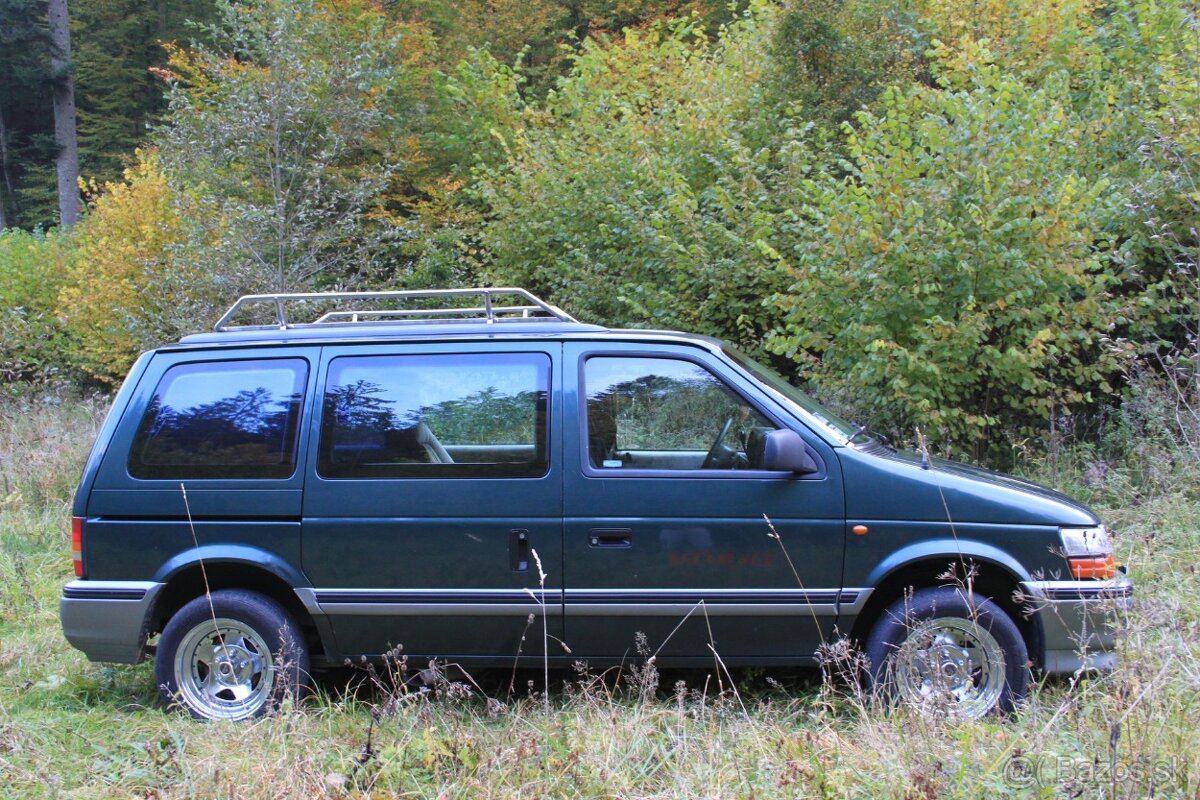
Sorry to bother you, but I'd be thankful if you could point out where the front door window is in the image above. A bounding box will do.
[584,356,777,471]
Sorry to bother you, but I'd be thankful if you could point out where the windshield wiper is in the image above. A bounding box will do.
[849,423,893,449]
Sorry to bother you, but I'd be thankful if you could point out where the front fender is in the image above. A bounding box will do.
[861,538,1033,590]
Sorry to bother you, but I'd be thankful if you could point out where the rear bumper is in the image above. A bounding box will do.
[1020,572,1133,674]
[60,580,164,664]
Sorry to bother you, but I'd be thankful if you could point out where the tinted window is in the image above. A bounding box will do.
[585,356,776,470]
[319,353,550,478]
[130,359,307,479]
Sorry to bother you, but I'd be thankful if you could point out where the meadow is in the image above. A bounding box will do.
[1,390,1196,798]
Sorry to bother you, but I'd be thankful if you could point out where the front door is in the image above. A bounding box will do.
[562,343,845,665]
[302,343,563,661]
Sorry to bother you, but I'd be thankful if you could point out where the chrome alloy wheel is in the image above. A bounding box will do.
[892,616,1006,718]
[172,617,275,721]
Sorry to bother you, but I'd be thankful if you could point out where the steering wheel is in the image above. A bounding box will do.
[701,415,737,469]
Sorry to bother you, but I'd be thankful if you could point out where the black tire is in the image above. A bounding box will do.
[155,589,309,721]
[864,586,1029,717]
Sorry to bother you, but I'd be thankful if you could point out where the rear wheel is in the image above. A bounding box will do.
[865,586,1028,717]
[155,589,309,721]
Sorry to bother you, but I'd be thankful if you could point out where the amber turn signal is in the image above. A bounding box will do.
[852,525,869,536]
[1068,554,1116,580]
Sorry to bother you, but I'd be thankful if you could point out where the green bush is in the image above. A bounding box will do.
[473,5,807,357]
[0,229,72,384]
[769,44,1134,456]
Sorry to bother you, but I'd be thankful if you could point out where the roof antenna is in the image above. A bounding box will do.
[915,426,931,470]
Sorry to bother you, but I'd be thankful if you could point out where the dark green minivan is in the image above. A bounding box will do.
[60,288,1131,720]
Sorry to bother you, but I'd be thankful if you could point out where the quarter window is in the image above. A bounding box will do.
[318,353,549,478]
[129,359,307,479]
[585,356,777,470]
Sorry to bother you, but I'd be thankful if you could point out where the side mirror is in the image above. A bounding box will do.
[762,429,819,474]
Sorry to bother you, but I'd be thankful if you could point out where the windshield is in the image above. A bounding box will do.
[723,347,857,445]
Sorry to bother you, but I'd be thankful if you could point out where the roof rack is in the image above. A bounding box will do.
[213,288,578,332]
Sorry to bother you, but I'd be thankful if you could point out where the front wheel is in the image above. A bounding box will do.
[865,586,1028,718]
[155,589,309,721]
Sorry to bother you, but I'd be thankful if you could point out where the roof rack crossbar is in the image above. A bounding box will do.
[213,288,577,332]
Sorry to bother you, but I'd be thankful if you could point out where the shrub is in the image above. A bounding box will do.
[0,229,72,383]
[58,152,223,384]
[769,44,1134,456]
[473,5,809,357]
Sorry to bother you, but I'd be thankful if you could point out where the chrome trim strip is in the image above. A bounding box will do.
[565,588,846,602]
[311,588,559,616]
[314,588,558,602]
[307,587,869,617]
[836,587,873,616]
[320,603,563,617]
[294,587,323,616]
[1021,579,1133,601]
[62,579,160,597]
[565,603,838,617]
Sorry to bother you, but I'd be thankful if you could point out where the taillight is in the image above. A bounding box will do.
[71,516,84,578]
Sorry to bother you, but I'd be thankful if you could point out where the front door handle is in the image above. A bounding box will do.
[589,528,632,548]
[509,529,529,571]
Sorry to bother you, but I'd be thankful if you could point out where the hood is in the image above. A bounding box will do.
[840,447,1099,526]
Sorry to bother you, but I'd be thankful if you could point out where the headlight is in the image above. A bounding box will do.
[1061,526,1116,579]
[1060,526,1112,557]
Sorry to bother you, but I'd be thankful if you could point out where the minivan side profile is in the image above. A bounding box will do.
[60,288,1131,720]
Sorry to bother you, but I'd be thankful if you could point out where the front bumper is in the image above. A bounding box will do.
[1020,571,1133,674]
[60,580,165,664]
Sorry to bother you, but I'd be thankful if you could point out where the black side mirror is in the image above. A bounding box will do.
[762,429,819,474]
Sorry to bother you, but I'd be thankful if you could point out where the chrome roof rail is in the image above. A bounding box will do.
[213,288,577,332]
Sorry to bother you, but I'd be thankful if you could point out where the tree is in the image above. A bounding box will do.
[48,0,80,227]
[770,45,1132,455]
[0,110,8,229]
[155,0,432,293]
[72,0,217,186]
[473,6,806,357]
[0,0,55,228]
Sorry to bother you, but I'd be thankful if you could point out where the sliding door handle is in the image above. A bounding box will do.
[509,529,530,571]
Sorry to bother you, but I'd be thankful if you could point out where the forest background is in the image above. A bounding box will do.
[0,0,1194,461]
[0,1,1198,797]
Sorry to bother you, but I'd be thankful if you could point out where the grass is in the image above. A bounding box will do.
[0,392,1197,798]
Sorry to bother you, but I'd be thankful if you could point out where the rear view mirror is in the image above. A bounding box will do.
[762,429,819,474]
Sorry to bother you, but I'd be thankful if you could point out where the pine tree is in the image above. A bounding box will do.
[48,0,81,227]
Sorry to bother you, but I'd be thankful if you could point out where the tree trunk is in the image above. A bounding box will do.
[0,105,12,230]
[48,0,80,229]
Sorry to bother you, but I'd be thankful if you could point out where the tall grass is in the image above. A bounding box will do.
[0,390,106,509]
[0,389,1196,798]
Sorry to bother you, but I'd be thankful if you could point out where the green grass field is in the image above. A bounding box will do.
[1,394,1197,798]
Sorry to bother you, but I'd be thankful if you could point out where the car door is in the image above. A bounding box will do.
[302,342,564,661]
[562,342,845,664]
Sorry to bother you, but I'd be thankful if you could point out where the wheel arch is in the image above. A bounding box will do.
[847,550,1044,671]
[148,553,324,659]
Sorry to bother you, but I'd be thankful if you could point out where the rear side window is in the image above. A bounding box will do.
[129,359,308,479]
[318,352,549,478]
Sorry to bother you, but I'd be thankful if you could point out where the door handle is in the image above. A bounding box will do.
[509,529,529,571]
[589,528,632,548]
